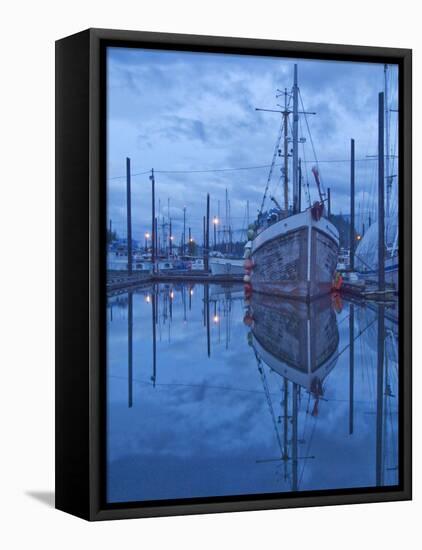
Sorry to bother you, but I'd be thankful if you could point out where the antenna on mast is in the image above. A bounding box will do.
[255,64,316,215]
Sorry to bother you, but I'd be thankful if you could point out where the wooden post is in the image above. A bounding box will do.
[203,215,206,257]
[378,92,385,291]
[150,169,156,272]
[126,158,132,273]
[155,217,158,263]
[183,206,186,256]
[205,284,210,357]
[205,194,210,272]
[350,140,355,271]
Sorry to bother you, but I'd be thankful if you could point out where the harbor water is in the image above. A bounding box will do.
[106,283,399,503]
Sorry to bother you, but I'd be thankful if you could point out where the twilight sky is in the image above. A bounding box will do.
[106,47,398,245]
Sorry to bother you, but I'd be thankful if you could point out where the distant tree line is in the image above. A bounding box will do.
[107,229,118,244]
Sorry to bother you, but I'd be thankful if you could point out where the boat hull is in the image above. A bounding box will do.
[250,293,339,391]
[250,210,339,300]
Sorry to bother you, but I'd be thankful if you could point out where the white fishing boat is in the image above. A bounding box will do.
[209,255,244,275]
[246,65,339,300]
[107,253,152,272]
[336,248,350,272]
[191,258,205,270]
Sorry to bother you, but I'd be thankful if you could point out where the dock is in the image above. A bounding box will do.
[107,270,243,294]
[340,280,397,302]
[107,271,152,293]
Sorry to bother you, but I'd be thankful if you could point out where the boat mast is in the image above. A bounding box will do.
[292,64,299,214]
[283,89,289,212]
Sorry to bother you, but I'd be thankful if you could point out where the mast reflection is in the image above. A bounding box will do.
[245,293,339,491]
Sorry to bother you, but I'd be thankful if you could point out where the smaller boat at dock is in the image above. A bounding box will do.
[209,252,244,275]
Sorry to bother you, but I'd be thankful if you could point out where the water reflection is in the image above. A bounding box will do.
[106,284,399,503]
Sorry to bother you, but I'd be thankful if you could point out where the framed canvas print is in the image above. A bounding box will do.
[55,28,412,520]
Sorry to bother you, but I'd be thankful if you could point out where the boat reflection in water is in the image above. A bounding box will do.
[247,293,339,396]
[106,283,399,503]
[244,293,340,490]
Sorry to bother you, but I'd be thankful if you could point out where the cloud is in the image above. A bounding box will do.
[106,47,399,242]
[106,289,399,502]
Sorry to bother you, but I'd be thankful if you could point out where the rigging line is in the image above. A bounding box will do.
[109,170,151,180]
[253,348,283,453]
[298,88,325,197]
[108,159,380,181]
[108,375,282,396]
[299,114,312,207]
[259,117,285,215]
[324,315,378,373]
[299,416,318,487]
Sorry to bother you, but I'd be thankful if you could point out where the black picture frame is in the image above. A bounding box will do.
[55,28,412,521]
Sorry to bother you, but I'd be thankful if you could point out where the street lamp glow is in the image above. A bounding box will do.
[213,217,219,225]
[145,232,150,239]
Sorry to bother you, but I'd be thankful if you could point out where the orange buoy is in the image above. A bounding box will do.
[244,258,254,271]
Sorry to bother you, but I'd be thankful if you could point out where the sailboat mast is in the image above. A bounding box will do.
[292,64,299,214]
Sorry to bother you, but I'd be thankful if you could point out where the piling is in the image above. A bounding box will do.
[205,194,210,272]
[126,158,133,273]
[378,92,385,292]
[151,168,156,273]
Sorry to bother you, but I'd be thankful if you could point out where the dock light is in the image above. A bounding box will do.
[213,315,220,324]
[213,217,219,224]
[356,234,362,241]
